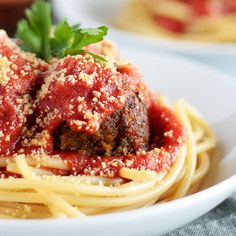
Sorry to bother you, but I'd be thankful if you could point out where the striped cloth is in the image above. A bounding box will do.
[165,193,236,236]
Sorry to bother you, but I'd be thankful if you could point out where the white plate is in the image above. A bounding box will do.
[1,47,236,236]
[52,0,236,57]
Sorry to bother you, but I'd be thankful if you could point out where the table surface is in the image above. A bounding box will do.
[165,192,236,236]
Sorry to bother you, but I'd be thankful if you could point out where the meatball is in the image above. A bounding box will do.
[53,61,150,156]
[53,90,150,156]
[23,53,150,156]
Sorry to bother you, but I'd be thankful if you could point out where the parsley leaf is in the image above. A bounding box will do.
[50,20,73,58]
[72,26,108,49]
[15,0,108,63]
[87,52,108,63]
[16,0,51,61]
[51,22,108,60]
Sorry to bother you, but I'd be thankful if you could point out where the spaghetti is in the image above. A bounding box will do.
[117,0,236,42]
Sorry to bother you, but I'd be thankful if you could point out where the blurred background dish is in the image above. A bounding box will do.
[117,0,236,43]
[52,0,236,77]
[0,0,34,36]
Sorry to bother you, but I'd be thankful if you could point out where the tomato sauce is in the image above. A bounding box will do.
[0,30,47,155]
[153,15,186,33]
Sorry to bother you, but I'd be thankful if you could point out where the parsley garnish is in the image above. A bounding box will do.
[16,0,108,62]
[16,1,51,61]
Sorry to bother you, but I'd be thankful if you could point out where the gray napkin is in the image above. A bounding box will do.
[165,192,236,236]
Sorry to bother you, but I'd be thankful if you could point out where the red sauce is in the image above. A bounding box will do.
[0,31,47,155]
[0,168,21,178]
[221,0,236,14]
[188,0,209,16]
[153,15,186,33]
[0,32,187,178]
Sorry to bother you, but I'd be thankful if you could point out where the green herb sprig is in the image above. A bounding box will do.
[16,0,108,62]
